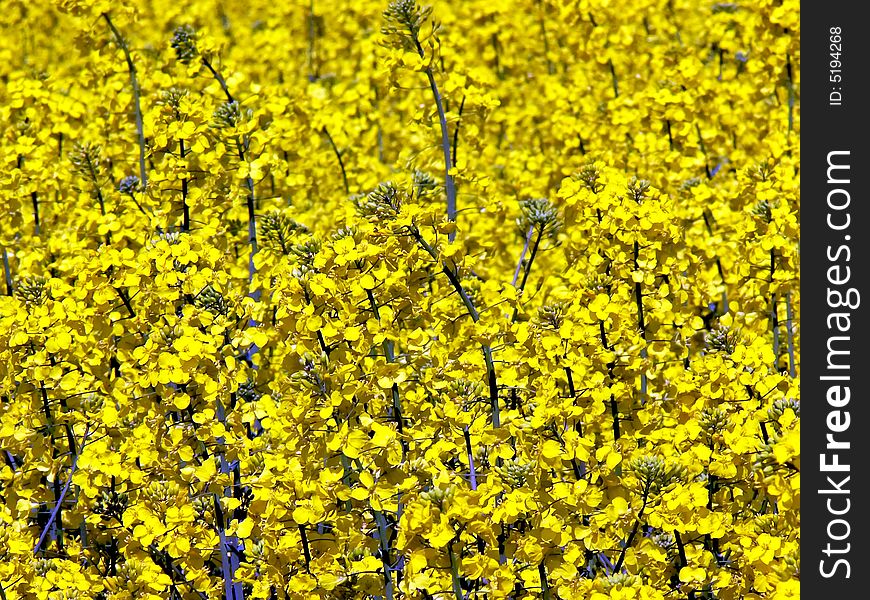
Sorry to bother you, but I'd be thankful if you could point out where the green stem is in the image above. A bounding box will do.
[211,493,241,600]
[31,192,40,236]
[701,210,729,312]
[298,524,312,572]
[323,126,349,194]
[511,227,543,321]
[374,510,395,600]
[518,228,543,294]
[614,493,648,572]
[538,562,552,600]
[674,530,688,568]
[411,227,499,426]
[414,39,457,238]
[180,139,190,231]
[339,454,353,513]
[203,57,235,103]
[84,152,106,217]
[123,191,152,217]
[599,321,620,440]
[33,425,91,554]
[551,423,585,481]
[204,54,255,282]
[448,542,464,600]
[786,54,795,134]
[2,248,12,296]
[102,13,148,190]
[770,249,779,371]
[238,137,257,284]
[365,289,405,448]
[512,225,534,286]
[608,59,619,98]
[609,394,620,441]
[452,96,465,168]
[633,240,648,402]
[463,426,478,490]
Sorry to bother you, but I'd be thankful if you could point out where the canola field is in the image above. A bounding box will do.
[0,1,799,599]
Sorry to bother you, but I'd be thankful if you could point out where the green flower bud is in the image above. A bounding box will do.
[14,275,48,306]
[517,198,562,239]
[353,182,404,221]
[170,25,199,64]
[382,0,434,50]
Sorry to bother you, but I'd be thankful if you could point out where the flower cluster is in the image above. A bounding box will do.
[0,0,799,599]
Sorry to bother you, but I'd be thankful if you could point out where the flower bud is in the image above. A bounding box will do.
[171,25,199,64]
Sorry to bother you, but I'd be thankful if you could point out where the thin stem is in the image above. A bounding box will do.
[414,38,457,238]
[633,240,648,402]
[115,287,136,318]
[674,529,688,567]
[565,367,576,397]
[770,249,779,371]
[84,152,106,217]
[51,468,65,553]
[412,228,478,320]
[212,493,242,600]
[31,192,40,236]
[510,227,543,322]
[323,126,350,194]
[102,13,148,190]
[339,454,353,513]
[551,423,586,482]
[608,59,619,98]
[180,139,190,232]
[452,96,466,168]
[786,54,794,134]
[428,67,457,235]
[497,526,506,564]
[203,51,256,287]
[366,289,406,450]
[597,551,616,575]
[482,345,500,427]
[609,395,621,440]
[123,191,152,218]
[33,425,91,554]
[518,228,543,292]
[701,209,729,312]
[235,136,257,285]
[199,48,259,420]
[411,226,499,426]
[202,58,235,103]
[599,322,621,440]
[464,426,478,490]
[771,293,780,370]
[213,393,244,600]
[298,525,312,572]
[374,510,395,600]
[614,493,648,571]
[512,225,534,286]
[538,562,552,600]
[448,542,464,600]
[2,248,12,296]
